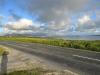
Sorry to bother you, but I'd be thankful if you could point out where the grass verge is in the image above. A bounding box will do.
[0,37,100,52]
[3,68,52,75]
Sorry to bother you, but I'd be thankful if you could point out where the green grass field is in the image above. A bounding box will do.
[0,37,100,52]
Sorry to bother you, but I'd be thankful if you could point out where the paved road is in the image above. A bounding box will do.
[0,41,100,75]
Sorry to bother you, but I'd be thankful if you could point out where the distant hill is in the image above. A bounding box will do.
[3,33,47,38]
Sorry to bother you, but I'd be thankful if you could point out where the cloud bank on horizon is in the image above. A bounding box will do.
[0,0,100,36]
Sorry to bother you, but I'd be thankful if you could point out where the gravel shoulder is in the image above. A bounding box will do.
[0,45,78,75]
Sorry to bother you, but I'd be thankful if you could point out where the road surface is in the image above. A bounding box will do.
[0,41,100,75]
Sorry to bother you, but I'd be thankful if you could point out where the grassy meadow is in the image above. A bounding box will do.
[0,37,100,52]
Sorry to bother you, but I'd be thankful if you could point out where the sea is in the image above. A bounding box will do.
[64,35,100,40]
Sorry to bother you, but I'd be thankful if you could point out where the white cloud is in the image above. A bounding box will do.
[78,15,91,24]
[5,18,33,30]
[76,14,99,32]
[3,18,41,34]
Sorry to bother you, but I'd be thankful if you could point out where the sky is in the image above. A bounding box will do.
[0,0,100,36]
